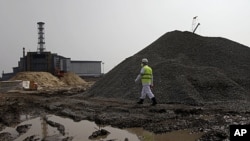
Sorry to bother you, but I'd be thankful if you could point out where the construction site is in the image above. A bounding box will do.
[1,22,102,81]
[0,29,250,141]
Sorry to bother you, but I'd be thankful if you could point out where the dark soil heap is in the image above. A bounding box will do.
[87,31,250,105]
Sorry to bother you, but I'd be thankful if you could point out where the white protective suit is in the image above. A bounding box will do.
[135,65,155,99]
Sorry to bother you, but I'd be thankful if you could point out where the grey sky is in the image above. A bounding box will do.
[1,0,250,76]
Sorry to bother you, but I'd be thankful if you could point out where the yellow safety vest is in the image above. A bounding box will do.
[141,65,152,84]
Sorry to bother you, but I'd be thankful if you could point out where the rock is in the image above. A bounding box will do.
[0,132,14,141]
[44,117,65,135]
[198,130,228,141]
[88,129,110,139]
[23,135,40,141]
[62,136,73,141]
[59,108,82,122]
[16,124,32,134]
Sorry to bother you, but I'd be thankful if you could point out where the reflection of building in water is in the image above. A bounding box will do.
[41,116,48,139]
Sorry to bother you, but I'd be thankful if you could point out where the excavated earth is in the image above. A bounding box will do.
[1,31,250,141]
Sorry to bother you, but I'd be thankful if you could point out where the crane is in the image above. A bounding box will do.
[191,16,200,33]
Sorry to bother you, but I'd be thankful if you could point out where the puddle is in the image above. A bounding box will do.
[126,128,203,141]
[0,115,203,141]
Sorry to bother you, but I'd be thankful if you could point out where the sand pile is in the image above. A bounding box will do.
[10,72,65,88]
[60,72,87,86]
[9,72,87,88]
[87,31,250,105]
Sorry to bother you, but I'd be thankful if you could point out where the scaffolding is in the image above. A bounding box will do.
[37,22,46,53]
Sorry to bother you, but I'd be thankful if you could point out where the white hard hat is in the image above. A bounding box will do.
[142,58,148,63]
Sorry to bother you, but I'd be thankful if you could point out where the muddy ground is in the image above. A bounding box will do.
[0,88,250,141]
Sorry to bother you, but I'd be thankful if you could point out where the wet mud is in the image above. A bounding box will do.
[0,91,250,141]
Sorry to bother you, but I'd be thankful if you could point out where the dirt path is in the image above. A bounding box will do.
[0,91,250,141]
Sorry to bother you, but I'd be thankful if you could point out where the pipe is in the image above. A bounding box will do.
[193,23,200,33]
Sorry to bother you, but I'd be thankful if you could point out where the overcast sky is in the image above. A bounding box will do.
[1,0,250,76]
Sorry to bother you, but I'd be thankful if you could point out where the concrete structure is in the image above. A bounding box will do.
[70,61,102,77]
[15,51,71,74]
[1,22,102,80]
[37,22,46,53]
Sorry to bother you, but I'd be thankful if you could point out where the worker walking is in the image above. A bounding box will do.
[135,58,157,106]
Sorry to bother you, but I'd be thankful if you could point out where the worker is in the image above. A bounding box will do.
[135,58,157,106]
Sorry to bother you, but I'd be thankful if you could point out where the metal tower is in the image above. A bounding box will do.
[37,22,45,53]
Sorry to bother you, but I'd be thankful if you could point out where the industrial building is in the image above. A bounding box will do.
[1,22,102,80]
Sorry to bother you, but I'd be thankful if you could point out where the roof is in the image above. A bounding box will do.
[71,60,102,63]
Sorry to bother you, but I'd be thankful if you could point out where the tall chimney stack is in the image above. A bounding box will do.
[37,22,45,53]
[23,47,25,57]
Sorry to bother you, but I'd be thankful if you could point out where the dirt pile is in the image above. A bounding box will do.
[9,72,87,88]
[60,72,87,86]
[87,30,250,105]
[9,72,65,88]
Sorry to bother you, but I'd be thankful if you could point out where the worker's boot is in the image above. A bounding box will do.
[137,99,144,104]
[151,97,157,106]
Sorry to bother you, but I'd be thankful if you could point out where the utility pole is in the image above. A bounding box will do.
[102,62,105,74]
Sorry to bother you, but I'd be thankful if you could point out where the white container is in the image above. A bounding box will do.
[22,81,30,89]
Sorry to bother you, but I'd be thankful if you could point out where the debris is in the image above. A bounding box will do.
[9,72,65,88]
[22,81,38,90]
[16,124,32,134]
[59,72,87,86]
[7,71,91,93]
[88,129,110,139]
[0,132,14,141]
[62,136,73,141]
[43,117,65,135]
[23,135,40,141]
[197,130,227,141]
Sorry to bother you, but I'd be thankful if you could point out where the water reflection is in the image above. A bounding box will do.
[0,115,203,141]
[1,115,140,141]
[127,128,203,141]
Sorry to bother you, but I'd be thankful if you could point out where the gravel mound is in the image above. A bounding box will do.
[87,31,250,105]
